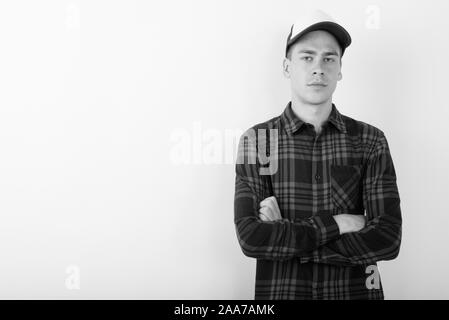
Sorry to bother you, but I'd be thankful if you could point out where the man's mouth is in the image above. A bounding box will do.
[308,82,327,87]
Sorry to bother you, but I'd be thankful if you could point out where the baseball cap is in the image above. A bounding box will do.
[285,9,352,57]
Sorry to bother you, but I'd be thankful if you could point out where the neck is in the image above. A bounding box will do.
[290,95,333,134]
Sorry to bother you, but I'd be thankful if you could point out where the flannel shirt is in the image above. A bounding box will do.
[234,102,402,299]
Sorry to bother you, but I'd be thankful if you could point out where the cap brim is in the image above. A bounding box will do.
[286,21,352,57]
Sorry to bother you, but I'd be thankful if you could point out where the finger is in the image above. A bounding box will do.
[271,197,281,214]
[261,199,282,221]
[259,213,269,221]
[260,196,281,216]
[358,215,367,227]
[260,196,276,208]
[259,206,274,220]
[259,206,275,221]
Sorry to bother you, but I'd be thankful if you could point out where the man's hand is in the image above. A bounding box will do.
[333,214,366,235]
[258,196,365,234]
[259,196,282,221]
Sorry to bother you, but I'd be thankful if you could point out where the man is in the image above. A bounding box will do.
[234,10,402,300]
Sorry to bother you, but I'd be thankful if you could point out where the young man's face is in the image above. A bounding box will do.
[283,30,342,106]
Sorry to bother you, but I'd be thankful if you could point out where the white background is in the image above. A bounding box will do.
[0,0,448,299]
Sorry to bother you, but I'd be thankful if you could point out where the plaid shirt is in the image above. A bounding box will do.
[234,102,402,300]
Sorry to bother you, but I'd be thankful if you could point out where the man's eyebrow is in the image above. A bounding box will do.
[298,50,317,55]
[297,49,340,56]
[323,51,339,56]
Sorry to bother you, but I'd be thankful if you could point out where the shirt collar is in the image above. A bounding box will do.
[281,101,347,136]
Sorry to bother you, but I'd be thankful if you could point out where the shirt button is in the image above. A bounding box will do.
[315,174,321,181]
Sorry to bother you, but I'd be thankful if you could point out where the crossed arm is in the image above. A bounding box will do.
[259,196,365,236]
[234,131,402,266]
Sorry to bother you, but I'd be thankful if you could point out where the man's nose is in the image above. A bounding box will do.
[312,60,325,76]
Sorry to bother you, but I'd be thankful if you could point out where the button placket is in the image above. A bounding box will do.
[311,131,321,215]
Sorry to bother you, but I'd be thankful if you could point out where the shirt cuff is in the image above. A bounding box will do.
[312,215,341,247]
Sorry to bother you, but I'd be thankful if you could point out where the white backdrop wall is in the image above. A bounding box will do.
[0,0,448,299]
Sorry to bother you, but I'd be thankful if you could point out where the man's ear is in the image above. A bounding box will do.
[283,58,290,78]
[337,57,343,81]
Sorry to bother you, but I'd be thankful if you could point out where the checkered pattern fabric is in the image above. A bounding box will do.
[234,102,402,299]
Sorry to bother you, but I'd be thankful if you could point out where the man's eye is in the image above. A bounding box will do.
[324,58,335,62]
[302,56,313,61]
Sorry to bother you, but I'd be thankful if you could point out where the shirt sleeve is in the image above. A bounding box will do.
[299,131,402,266]
[234,128,341,261]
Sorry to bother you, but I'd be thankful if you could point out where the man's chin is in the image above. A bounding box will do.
[301,96,332,106]
[296,88,334,105]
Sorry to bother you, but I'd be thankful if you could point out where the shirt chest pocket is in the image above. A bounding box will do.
[330,164,363,211]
